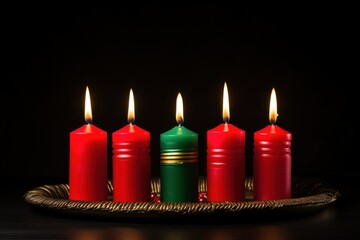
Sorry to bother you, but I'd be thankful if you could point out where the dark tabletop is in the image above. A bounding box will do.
[1,174,359,240]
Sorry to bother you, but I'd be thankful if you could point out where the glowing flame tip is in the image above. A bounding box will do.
[222,82,230,123]
[127,88,135,124]
[84,86,93,124]
[176,92,184,125]
[269,88,278,124]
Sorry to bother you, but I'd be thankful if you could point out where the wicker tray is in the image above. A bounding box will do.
[23,176,340,219]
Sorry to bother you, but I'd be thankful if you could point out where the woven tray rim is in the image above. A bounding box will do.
[23,176,340,219]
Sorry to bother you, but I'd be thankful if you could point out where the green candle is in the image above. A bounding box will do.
[160,93,199,202]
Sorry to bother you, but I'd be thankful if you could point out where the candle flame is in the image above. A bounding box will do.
[128,88,135,124]
[84,86,92,124]
[176,92,184,125]
[222,82,230,123]
[269,88,278,124]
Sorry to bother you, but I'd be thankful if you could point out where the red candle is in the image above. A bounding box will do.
[69,86,108,201]
[112,88,151,202]
[207,82,246,202]
[253,88,292,201]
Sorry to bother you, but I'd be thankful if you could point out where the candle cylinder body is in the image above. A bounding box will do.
[207,123,246,202]
[160,126,198,202]
[253,124,292,201]
[112,124,151,202]
[69,124,108,201]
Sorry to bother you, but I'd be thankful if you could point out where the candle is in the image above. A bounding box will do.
[253,88,292,201]
[207,82,246,202]
[112,88,151,202]
[69,86,108,201]
[160,93,199,202]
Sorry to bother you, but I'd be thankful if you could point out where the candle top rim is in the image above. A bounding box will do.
[71,123,107,134]
[161,125,198,136]
[208,123,245,133]
[255,124,292,137]
[113,123,150,134]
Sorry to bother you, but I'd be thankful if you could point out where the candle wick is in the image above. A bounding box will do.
[128,118,135,124]
[176,116,184,126]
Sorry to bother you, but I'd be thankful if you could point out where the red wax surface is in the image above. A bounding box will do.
[69,124,108,201]
[253,124,292,201]
[112,124,151,202]
[207,123,246,202]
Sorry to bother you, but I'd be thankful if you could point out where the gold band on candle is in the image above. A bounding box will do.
[160,152,198,164]
[161,152,198,157]
[160,159,198,164]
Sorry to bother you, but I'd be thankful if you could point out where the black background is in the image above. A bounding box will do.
[2,3,356,184]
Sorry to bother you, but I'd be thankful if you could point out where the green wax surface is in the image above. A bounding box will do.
[160,125,199,202]
[160,125,198,152]
[160,162,198,202]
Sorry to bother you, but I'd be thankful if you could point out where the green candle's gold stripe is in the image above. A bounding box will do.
[160,154,198,160]
[161,155,198,160]
[160,152,198,156]
[160,151,198,163]
[160,159,198,164]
